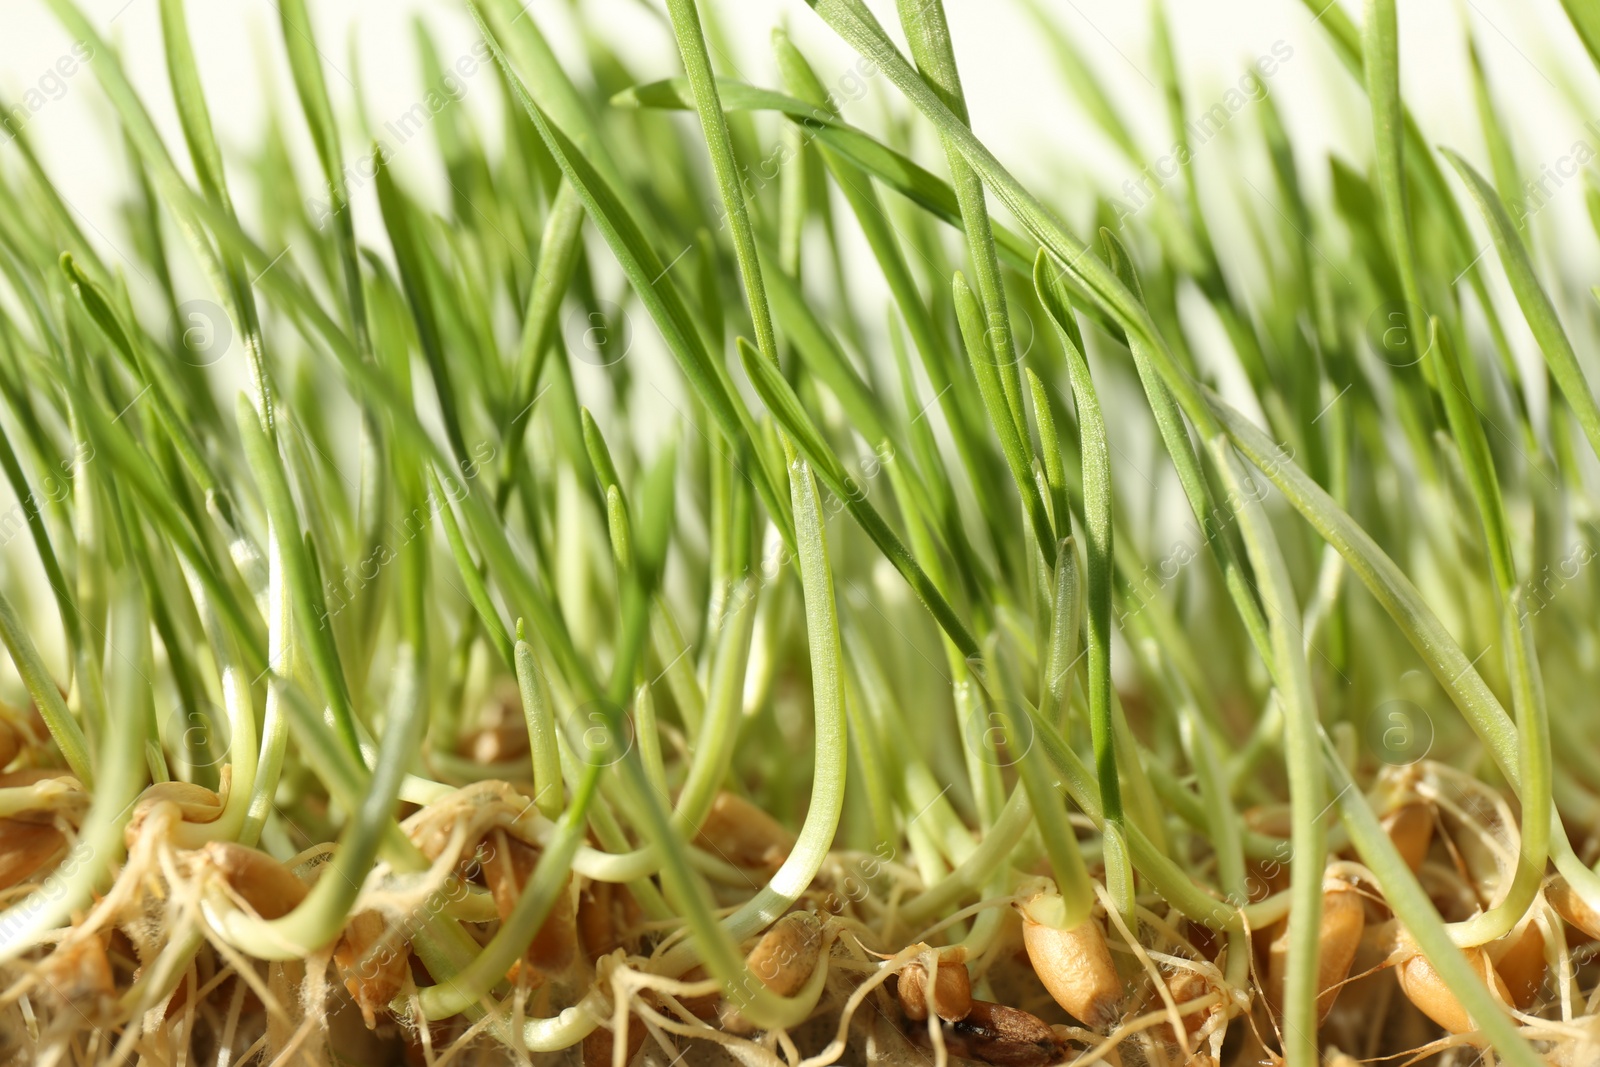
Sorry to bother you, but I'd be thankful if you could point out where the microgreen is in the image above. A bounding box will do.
[0,0,1597,1063]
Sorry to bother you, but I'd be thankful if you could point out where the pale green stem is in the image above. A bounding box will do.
[654,462,848,1024]
[515,636,564,820]
[1206,435,1324,1067]
[899,785,1031,928]
[210,643,427,959]
[240,524,291,848]
[167,567,258,849]
[0,590,94,786]
[1447,590,1550,946]
[1325,734,1543,1067]
[0,579,148,963]
[415,761,603,1019]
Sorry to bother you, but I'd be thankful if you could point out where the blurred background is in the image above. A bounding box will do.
[4,0,1597,283]
[3,0,1600,521]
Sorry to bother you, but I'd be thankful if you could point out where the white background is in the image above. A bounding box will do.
[3,0,1597,272]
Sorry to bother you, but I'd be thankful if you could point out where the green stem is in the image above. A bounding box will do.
[0,590,93,786]
[515,633,564,821]
[0,579,148,962]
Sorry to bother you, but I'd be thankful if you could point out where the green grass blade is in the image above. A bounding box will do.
[951,272,1055,563]
[430,466,514,669]
[1558,0,1600,73]
[896,0,1031,449]
[737,338,979,658]
[1443,149,1600,464]
[235,393,361,762]
[0,589,93,785]
[1363,0,1423,317]
[470,3,794,549]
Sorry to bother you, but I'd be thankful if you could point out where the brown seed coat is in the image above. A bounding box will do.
[896,954,972,1022]
[581,1017,647,1067]
[669,965,720,1020]
[333,910,410,1028]
[0,818,65,890]
[576,878,617,960]
[744,911,823,997]
[458,682,531,766]
[1381,801,1434,873]
[1547,875,1600,941]
[1153,968,1215,1047]
[929,999,1065,1067]
[203,841,309,920]
[1395,944,1510,1034]
[1489,920,1545,1010]
[1266,881,1365,1022]
[483,829,577,977]
[693,791,795,870]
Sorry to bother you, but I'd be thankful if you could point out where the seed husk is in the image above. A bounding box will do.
[459,683,530,766]
[1546,875,1600,941]
[1018,892,1120,1030]
[126,781,224,844]
[896,951,972,1022]
[576,878,617,960]
[333,909,410,1028]
[693,791,795,870]
[0,769,85,828]
[707,912,830,1036]
[1152,967,1215,1047]
[744,910,823,997]
[1381,801,1434,873]
[202,841,309,920]
[37,934,115,1012]
[0,768,80,789]
[581,1016,647,1067]
[670,965,721,1020]
[139,781,224,821]
[926,999,1066,1067]
[483,828,577,976]
[1395,943,1511,1035]
[1489,919,1545,1010]
[1244,807,1292,900]
[1450,811,1510,903]
[0,818,66,890]
[1266,879,1365,1022]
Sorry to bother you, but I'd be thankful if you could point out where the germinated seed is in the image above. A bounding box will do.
[744,911,823,997]
[1018,893,1120,1030]
[1490,919,1546,1011]
[1547,875,1600,942]
[895,952,972,1022]
[1381,801,1434,874]
[1395,943,1510,1035]
[483,828,577,975]
[0,819,65,891]
[1266,878,1364,1022]
[333,910,410,1029]
[202,841,309,920]
[693,791,795,870]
